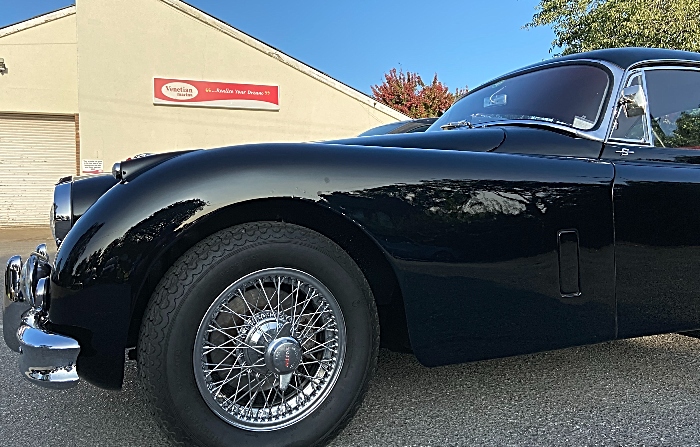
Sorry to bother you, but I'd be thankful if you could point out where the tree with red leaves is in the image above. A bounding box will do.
[371,68,467,119]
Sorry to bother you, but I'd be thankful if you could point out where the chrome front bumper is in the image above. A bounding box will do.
[3,245,80,389]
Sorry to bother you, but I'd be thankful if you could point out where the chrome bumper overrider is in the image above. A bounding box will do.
[3,245,80,389]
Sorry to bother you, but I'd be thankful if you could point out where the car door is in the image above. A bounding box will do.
[329,146,617,367]
[601,66,700,337]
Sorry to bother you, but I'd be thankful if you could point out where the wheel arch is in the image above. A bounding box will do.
[127,197,411,351]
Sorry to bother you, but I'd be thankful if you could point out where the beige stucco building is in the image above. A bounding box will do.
[0,0,407,226]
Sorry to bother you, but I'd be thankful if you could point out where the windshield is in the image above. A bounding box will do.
[430,64,611,132]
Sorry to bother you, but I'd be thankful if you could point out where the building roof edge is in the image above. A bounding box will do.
[0,6,76,39]
[158,0,410,121]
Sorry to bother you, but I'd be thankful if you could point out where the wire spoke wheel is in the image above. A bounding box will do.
[140,223,378,446]
[193,267,347,431]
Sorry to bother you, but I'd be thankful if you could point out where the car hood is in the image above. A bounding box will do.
[323,127,505,152]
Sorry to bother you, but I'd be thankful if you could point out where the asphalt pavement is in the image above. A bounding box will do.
[2,229,700,446]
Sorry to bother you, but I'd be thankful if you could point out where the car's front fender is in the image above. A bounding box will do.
[49,141,484,388]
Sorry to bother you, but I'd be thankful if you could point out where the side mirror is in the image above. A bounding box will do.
[619,84,647,118]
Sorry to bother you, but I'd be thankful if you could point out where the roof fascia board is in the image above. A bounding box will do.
[0,6,76,39]
[158,0,410,121]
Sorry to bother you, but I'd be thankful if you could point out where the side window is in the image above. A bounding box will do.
[611,73,648,142]
[645,69,700,149]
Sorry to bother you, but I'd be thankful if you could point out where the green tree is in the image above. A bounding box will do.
[660,111,700,148]
[526,0,700,56]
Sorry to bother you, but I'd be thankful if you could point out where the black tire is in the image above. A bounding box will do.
[137,222,379,447]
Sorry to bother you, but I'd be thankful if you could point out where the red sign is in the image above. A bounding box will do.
[153,78,279,110]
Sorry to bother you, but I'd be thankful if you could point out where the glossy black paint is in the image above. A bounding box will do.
[322,153,616,366]
[602,144,700,337]
[71,175,119,222]
[116,150,195,181]
[495,127,604,158]
[325,126,505,152]
[48,125,621,388]
[52,175,119,247]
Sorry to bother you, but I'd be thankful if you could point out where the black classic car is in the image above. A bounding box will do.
[6,47,700,447]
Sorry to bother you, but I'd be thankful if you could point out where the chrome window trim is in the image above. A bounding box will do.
[437,59,625,143]
[607,69,652,146]
[605,62,700,148]
[607,140,648,147]
[505,59,623,142]
[478,120,606,141]
[627,59,700,71]
[438,58,700,148]
[639,69,655,146]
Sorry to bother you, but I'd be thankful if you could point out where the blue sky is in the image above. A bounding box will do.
[0,0,556,94]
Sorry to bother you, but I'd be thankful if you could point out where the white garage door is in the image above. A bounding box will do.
[0,114,76,227]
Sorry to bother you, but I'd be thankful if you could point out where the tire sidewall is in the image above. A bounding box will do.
[159,226,375,447]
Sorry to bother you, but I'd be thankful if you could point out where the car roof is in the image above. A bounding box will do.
[466,47,700,97]
[525,47,700,72]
